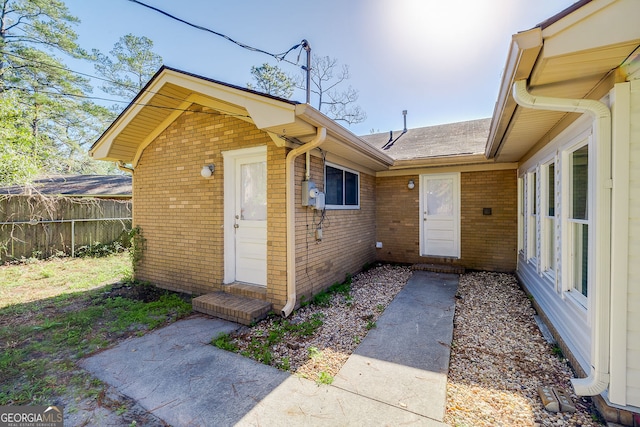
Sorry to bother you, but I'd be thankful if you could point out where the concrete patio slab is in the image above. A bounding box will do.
[80,271,458,426]
[81,315,290,426]
[236,375,445,426]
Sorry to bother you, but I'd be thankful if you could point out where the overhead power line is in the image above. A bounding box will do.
[5,85,251,119]
[127,0,304,67]
[0,50,217,110]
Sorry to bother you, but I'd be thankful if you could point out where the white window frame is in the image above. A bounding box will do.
[541,159,557,282]
[526,170,538,264]
[324,162,360,210]
[517,177,524,255]
[561,137,592,310]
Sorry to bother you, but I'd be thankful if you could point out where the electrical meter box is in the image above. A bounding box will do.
[301,180,316,206]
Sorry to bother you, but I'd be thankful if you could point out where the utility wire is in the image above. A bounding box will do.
[127,0,304,67]
[3,50,150,96]
[5,86,251,119]
[0,50,229,111]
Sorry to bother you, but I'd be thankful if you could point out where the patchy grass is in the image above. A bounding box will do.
[0,253,131,308]
[0,255,192,407]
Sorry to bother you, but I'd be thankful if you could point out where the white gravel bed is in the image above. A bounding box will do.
[445,271,604,427]
[222,266,604,426]
[227,264,412,383]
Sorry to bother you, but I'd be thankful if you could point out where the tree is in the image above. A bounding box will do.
[0,0,117,183]
[0,93,39,185]
[0,0,86,89]
[93,34,163,101]
[247,63,295,99]
[298,55,366,125]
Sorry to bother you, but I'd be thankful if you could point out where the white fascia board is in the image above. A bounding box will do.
[486,28,543,159]
[295,103,394,168]
[542,0,640,59]
[89,74,167,160]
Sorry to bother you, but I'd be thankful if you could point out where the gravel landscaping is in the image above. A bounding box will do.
[445,272,603,426]
[221,265,605,426]
[217,264,412,383]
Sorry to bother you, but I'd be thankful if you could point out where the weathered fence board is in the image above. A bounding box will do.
[0,194,132,263]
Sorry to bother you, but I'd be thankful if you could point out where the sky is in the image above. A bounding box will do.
[63,0,578,136]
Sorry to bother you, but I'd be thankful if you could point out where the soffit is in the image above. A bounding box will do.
[90,67,301,163]
[108,83,195,161]
[492,0,640,163]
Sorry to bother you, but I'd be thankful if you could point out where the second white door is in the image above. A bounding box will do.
[420,173,460,258]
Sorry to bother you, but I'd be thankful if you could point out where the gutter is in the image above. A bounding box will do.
[512,79,612,396]
[281,127,327,317]
[295,104,394,168]
[486,28,543,159]
[116,161,134,174]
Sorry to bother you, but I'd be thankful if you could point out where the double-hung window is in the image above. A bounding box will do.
[517,178,524,254]
[567,144,589,304]
[543,162,557,278]
[527,171,538,262]
[325,163,359,209]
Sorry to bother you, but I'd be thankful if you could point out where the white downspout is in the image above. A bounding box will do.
[512,79,611,396]
[282,127,327,317]
[116,161,134,174]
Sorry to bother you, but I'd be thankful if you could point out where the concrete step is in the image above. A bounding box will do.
[192,292,272,326]
[223,282,267,301]
[411,263,465,275]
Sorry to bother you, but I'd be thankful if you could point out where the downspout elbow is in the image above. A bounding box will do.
[571,373,610,396]
[116,161,134,174]
[282,127,327,317]
[512,79,612,397]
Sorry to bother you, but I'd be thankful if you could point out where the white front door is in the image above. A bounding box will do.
[223,147,267,286]
[420,173,460,258]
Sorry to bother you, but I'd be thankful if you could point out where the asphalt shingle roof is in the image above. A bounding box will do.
[360,118,491,161]
[0,175,132,197]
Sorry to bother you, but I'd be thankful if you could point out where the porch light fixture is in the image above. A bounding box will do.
[407,179,415,190]
[201,164,214,178]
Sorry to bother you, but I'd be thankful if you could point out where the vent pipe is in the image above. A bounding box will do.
[382,110,408,150]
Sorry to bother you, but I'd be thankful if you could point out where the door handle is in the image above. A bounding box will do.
[234,223,239,228]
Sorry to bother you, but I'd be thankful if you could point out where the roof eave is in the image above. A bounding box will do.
[89,67,301,164]
[295,103,395,170]
[389,153,492,170]
[485,28,543,160]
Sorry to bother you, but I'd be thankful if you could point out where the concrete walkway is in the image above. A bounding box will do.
[81,271,458,426]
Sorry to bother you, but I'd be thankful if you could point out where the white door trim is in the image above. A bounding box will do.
[419,172,461,258]
[222,145,267,284]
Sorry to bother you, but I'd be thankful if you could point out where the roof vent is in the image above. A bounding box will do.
[382,110,408,150]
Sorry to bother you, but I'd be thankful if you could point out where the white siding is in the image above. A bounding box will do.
[627,78,640,407]
[518,257,591,369]
[517,116,594,374]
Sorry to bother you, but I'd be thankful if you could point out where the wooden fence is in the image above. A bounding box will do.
[0,194,132,263]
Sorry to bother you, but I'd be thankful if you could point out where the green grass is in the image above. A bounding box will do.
[316,371,334,385]
[301,274,352,308]
[216,313,326,371]
[0,254,192,406]
[0,253,131,308]
[212,333,239,352]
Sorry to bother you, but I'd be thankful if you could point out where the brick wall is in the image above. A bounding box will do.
[132,106,375,308]
[376,169,517,272]
[266,143,287,309]
[133,106,273,295]
[292,154,377,305]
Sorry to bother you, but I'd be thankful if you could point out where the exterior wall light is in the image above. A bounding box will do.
[407,179,415,190]
[201,164,214,178]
